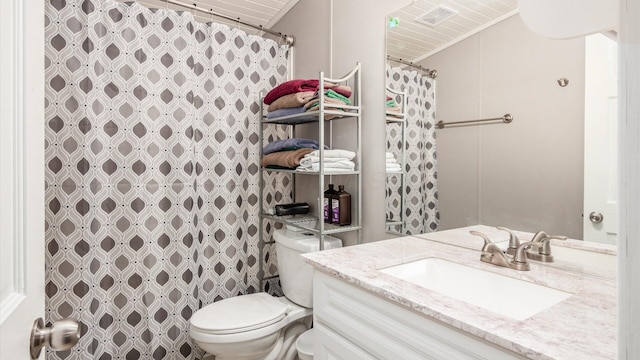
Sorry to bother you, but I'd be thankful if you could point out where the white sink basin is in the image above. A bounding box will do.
[379,258,572,321]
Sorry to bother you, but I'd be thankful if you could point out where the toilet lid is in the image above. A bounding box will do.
[190,293,290,335]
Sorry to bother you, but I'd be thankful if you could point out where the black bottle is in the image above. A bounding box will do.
[323,184,338,223]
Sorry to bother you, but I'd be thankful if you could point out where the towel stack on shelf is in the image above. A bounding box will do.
[386,96,401,112]
[261,148,314,169]
[386,95,403,118]
[263,79,353,119]
[303,89,351,112]
[297,149,357,173]
[263,138,326,155]
[386,152,402,173]
[261,138,327,169]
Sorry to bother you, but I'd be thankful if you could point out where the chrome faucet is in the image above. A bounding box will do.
[471,231,537,271]
[525,231,568,262]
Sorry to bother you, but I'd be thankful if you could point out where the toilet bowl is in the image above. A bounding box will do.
[295,329,315,360]
[190,293,312,360]
[189,230,341,360]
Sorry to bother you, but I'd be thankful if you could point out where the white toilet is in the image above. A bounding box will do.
[189,229,342,360]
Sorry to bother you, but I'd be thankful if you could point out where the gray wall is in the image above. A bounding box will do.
[273,0,411,244]
[273,5,585,241]
[271,1,331,78]
[270,1,331,237]
[422,15,585,239]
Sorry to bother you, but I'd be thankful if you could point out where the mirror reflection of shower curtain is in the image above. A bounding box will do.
[386,65,440,234]
[44,1,290,358]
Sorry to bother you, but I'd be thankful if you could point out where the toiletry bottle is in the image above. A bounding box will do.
[323,184,337,223]
[332,185,351,225]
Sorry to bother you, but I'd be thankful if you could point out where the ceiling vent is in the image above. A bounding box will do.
[415,5,458,27]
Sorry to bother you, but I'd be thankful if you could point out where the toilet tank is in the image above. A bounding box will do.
[273,229,342,308]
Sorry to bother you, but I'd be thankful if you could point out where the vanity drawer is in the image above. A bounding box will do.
[313,272,526,360]
[314,323,377,360]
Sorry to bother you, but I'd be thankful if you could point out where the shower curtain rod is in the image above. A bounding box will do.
[387,55,437,79]
[160,0,295,46]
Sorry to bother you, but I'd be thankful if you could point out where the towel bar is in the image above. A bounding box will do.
[435,113,513,129]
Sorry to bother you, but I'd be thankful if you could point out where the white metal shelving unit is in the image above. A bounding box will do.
[258,63,362,290]
[385,86,407,235]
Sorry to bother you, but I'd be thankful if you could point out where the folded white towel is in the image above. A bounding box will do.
[386,168,403,174]
[298,167,355,174]
[297,160,356,172]
[300,156,353,166]
[305,149,356,160]
[386,158,398,164]
[385,152,395,159]
[386,163,402,171]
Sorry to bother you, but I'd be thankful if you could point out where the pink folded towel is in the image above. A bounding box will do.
[264,79,352,104]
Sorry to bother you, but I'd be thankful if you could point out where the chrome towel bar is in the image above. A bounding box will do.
[435,113,513,129]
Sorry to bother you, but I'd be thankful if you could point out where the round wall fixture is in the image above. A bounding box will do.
[557,78,569,87]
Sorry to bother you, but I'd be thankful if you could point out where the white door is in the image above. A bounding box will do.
[583,33,618,244]
[0,0,46,358]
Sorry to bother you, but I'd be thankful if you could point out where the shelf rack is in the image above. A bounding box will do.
[258,63,362,291]
[385,86,407,235]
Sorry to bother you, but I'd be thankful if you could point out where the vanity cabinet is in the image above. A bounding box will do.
[314,325,376,360]
[313,271,527,360]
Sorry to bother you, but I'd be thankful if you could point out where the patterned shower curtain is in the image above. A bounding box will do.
[386,65,440,234]
[44,0,290,358]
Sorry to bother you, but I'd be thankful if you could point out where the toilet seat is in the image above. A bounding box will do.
[191,293,291,335]
[190,293,313,345]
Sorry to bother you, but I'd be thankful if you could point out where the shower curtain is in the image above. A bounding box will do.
[386,65,440,234]
[44,0,290,358]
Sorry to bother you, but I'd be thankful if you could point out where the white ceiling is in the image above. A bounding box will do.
[116,0,298,38]
[387,0,519,64]
[115,0,518,63]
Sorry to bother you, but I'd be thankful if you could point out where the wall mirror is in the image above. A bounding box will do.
[384,0,619,246]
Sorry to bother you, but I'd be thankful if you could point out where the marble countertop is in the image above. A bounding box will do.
[414,225,618,280]
[303,226,617,360]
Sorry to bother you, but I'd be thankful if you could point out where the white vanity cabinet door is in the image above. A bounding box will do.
[314,324,377,360]
[313,272,527,360]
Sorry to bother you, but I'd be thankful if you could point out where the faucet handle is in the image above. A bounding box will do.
[470,231,501,253]
[496,226,520,255]
[542,235,568,242]
[530,231,548,244]
[512,241,543,271]
[529,231,567,256]
[471,231,513,268]
[537,235,567,255]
